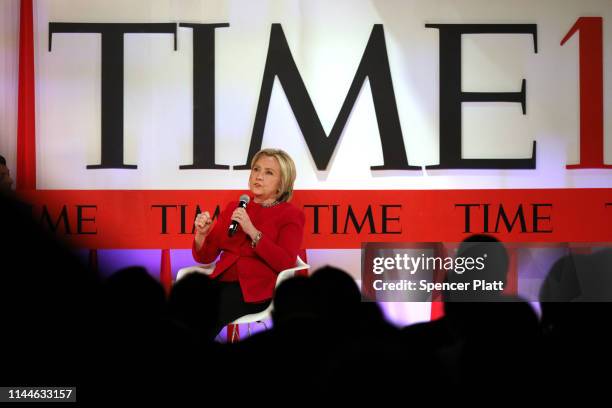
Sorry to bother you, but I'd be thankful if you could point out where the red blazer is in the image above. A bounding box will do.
[192,196,305,303]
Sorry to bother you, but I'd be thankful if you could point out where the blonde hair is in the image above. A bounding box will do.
[251,148,297,202]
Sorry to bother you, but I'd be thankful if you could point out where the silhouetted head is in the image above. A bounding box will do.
[102,266,166,327]
[0,193,99,322]
[443,234,509,302]
[168,272,220,339]
[540,253,587,303]
[0,154,13,192]
[539,253,588,336]
[272,276,317,327]
[459,234,508,281]
[310,266,361,323]
[578,248,612,301]
[540,250,612,338]
[0,193,100,384]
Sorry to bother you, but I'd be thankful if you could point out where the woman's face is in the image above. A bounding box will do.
[249,155,282,201]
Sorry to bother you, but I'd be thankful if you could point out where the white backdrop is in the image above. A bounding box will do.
[2,0,611,190]
[0,0,19,172]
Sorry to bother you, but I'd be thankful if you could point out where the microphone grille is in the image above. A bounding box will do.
[239,194,250,204]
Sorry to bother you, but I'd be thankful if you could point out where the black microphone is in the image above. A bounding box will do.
[228,194,250,237]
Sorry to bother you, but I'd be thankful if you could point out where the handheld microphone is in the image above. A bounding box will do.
[228,194,250,237]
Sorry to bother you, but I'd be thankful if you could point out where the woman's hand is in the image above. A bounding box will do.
[194,211,214,237]
[231,207,258,239]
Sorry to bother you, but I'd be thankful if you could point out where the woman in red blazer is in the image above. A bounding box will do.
[192,148,305,337]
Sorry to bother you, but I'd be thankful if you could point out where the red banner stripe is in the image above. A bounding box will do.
[15,189,612,249]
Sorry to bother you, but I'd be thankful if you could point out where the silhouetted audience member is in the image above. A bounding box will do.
[309,266,439,399]
[588,248,612,301]
[169,271,221,341]
[0,154,14,193]
[3,186,610,402]
[228,276,325,399]
[539,253,591,335]
[539,249,612,392]
[96,267,169,401]
[309,265,362,328]
[166,271,228,401]
[0,191,100,395]
[443,234,508,302]
[101,266,166,328]
[401,235,541,397]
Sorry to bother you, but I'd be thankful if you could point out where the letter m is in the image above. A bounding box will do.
[235,24,418,171]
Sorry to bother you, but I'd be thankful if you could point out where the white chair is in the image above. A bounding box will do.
[175,256,310,341]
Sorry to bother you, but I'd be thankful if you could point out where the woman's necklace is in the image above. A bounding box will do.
[260,200,280,208]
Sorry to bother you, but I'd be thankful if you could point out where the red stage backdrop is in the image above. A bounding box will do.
[1,0,611,326]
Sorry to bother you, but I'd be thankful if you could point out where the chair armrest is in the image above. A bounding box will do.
[176,263,216,281]
[274,256,310,288]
